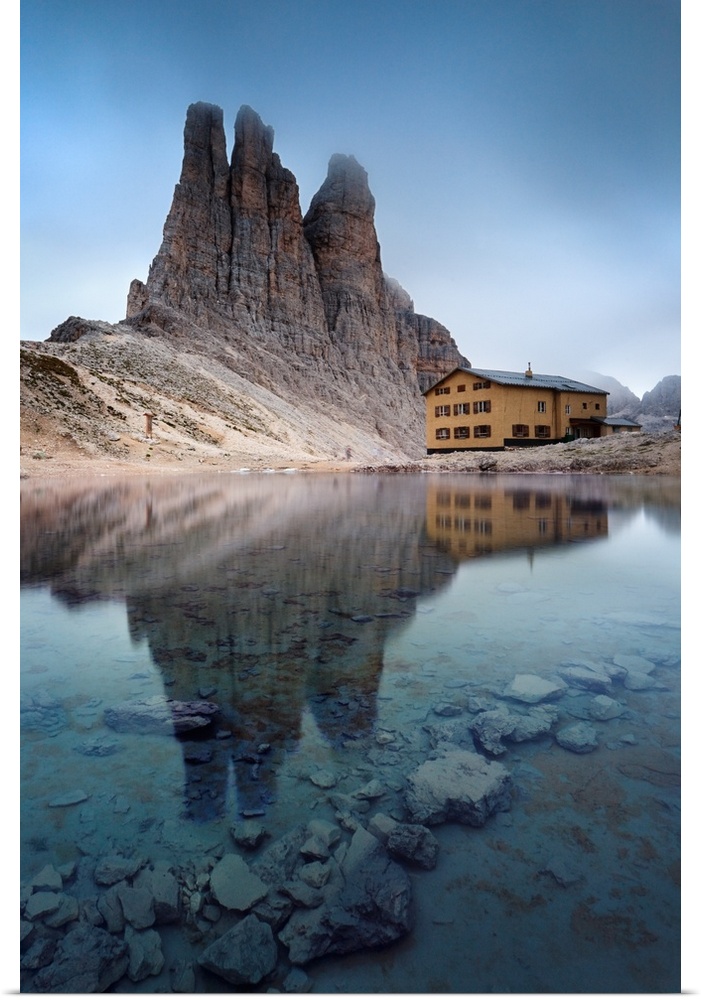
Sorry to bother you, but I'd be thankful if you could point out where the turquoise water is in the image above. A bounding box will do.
[20,472,681,992]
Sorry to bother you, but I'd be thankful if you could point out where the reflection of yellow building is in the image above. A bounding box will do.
[424,365,612,452]
[426,483,608,559]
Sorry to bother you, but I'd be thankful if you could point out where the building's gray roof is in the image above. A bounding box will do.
[424,367,608,395]
[594,416,642,427]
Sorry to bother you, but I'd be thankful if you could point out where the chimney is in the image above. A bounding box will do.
[525,363,533,378]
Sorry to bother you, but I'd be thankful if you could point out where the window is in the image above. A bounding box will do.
[435,405,450,417]
[437,491,451,506]
[582,402,588,410]
[454,426,470,439]
[595,403,600,410]
[474,425,491,438]
[565,404,571,415]
[475,519,492,535]
[537,401,546,413]
[512,424,529,437]
[457,384,466,392]
[436,514,451,529]
[453,402,469,415]
[474,400,491,414]
[475,495,492,510]
[535,425,550,438]
[454,516,470,532]
[435,386,450,395]
[455,494,470,508]
[435,428,450,440]
[473,380,491,390]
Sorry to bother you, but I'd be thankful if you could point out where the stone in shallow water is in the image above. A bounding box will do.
[386,823,439,870]
[300,819,342,860]
[278,826,412,965]
[171,959,196,992]
[231,819,268,850]
[624,671,662,691]
[44,893,80,928]
[470,706,557,755]
[588,694,625,720]
[432,702,463,717]
[555,721,598,753]
[539,857,584,887]
[503,673,567,704]
[210,854,268,911]
[309,769,337,789]
[94,855,146,886]
[24,891,61,921]
[48,790,89,807]
[558,661,613,694]
[134,861,180,924]
[404,749,512,826]
[125,924,165,982]
[20,935,57,971]
[31,864,63,892]
[613,653,657,674]
[283,966,313,992]
[104,695,219,734]
[198,913,277,986]
[31,923,128,992]
[353,778,385,800]
[118,883,156,929]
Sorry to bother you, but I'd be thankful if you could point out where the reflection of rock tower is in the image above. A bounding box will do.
[107,474,461,822]
[21,471,466,820]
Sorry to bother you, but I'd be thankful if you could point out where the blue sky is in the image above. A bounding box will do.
[20,0,681,396]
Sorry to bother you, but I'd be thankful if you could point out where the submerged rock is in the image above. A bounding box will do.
[624,671,663,691]
[24,891,61,921]
[199,913,277,986]
[503,673,567,704]
[124,925,165,982]
[48,790,89,808]
[555,722,599,753]
[231,820,268,850]
[278,826,412,964]
[31,923,129,993]
[104,695,219,734]
[423,717,475,751]
[470,706,557,755]
[558,661,613,694]
[31,864,63,892]
[386,823,439,870]
[210,853,268,911]
[94,855,146,887]
[134,862,181,924]
[588,694,625,720]
[404,749,512,826]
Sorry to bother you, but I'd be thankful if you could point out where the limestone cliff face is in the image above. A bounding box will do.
[303,154,397,363]
[121,102,470,453]
[127,104,329,358]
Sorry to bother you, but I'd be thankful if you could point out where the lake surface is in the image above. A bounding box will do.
[20,472,681,993]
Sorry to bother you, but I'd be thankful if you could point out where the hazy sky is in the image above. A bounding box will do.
[20,0,680,396]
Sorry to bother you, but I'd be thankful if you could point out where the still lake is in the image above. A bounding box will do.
[20,472,680,993]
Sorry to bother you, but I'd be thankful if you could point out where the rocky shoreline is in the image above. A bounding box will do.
[20,429,681,480]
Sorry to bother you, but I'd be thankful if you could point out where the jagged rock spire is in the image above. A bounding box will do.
[126,102,469,404]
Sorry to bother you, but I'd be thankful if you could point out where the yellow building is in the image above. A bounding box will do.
[424,365,615,452]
